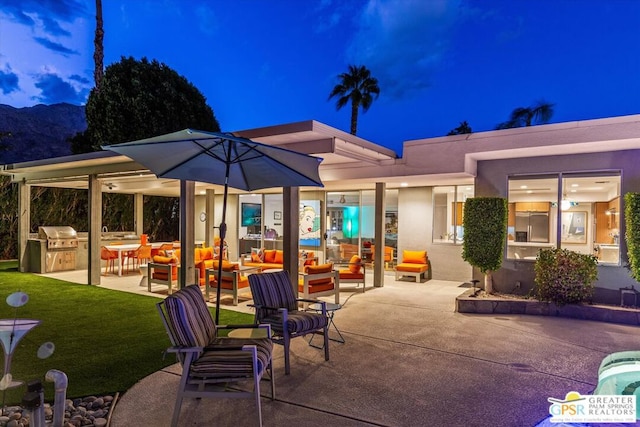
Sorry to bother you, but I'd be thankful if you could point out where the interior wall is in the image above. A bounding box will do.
[398,187,471,282]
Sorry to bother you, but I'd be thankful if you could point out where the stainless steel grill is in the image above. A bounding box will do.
[38,226,78,272]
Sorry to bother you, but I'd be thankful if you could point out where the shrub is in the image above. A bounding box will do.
[533,248,598,305]
[462,197,508,294]
[624,192,640,281]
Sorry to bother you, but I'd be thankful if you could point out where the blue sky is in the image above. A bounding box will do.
[0,0,639,155]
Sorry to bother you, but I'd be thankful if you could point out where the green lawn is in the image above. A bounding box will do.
[0,261,253,404]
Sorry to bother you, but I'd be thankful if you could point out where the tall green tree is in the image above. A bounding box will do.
[447,121,472,136]
[80,56,220,239]
[94,0,104,91]
[496,100,555,129]
[328,65,380,135]
[84,56,219,148]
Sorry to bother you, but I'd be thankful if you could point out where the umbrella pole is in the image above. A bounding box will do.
[215,149,231,325]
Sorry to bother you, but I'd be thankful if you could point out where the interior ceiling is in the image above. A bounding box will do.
[508,175,621,202]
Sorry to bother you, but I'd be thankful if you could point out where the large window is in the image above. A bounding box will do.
[433,185,474,244]
[507,173,620,264]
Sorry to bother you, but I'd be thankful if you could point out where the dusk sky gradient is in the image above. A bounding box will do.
[0,0,639,155]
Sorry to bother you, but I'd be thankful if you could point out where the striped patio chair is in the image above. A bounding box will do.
[157,285,275,427]
[248,271,329,375]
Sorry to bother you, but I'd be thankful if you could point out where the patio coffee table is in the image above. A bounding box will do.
[307,302,345,348]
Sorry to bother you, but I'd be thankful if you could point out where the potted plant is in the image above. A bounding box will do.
[462,197,508,294]
[533,248,598,305]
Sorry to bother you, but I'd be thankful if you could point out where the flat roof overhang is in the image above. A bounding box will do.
[3,115,640,195]
[0,120,400,196]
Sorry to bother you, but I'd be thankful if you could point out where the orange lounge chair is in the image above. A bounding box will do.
[395,250,431,282]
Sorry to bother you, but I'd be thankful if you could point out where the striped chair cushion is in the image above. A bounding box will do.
[164,284,216,348]
[191,337,273,377]
[249,271,298,316]
[260,311,328,334]
[249,271,328,334]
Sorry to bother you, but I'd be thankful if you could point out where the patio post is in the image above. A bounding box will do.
[373,182,386,287]
[18,180,30,273]
[88,174,102,285]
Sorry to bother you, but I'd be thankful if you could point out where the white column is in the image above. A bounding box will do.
[373,182,386,287]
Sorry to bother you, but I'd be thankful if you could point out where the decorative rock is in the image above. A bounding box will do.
[0,394,116,427]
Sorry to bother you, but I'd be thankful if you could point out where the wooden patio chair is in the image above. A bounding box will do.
[157,285,275,427]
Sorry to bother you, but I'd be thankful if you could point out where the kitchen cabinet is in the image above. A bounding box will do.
[594,202,611,243]
[608,197,620,229]
[508,203,515,227]
[451,202,464,226]
[515,202,550,212]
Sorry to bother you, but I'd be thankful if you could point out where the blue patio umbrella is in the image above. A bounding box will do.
[103,129,323,322]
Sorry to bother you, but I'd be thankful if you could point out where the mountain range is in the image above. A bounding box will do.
[0,103,86,164]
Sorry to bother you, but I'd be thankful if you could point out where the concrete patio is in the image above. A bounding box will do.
[51,270,639,427]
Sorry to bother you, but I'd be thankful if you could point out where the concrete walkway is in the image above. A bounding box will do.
[110,279,640,427]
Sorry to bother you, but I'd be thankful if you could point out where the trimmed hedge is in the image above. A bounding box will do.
[462,197,508,274]
[625,192,640,282]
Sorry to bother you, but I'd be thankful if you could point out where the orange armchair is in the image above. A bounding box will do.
[336,255,366,292]
[148,254,179,293]
[204,260,251,306]
[371,245,394,268]
[299,263,340,304]
[395,250,431,282]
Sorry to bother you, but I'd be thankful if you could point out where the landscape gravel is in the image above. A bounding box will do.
[0,394,116,427]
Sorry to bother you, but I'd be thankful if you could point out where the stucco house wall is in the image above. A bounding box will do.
[475,148,640,305]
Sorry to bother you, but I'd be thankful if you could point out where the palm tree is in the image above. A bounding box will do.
[447,121,472,136]
[328,65,380,135]
[496,100,555,129]
[94,0,104,90]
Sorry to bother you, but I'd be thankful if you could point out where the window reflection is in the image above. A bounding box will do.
[433,185,473,244]
[506,174,621,264]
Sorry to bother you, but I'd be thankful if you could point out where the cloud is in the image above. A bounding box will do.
[0,0,87,27]
[34,37,79,56]
[313,0,358,34]
[195,4,218,35]
[0,0,86,55]
[32,72,86,104]
[347,0,463,99]
[69,74,90,84]
[0,66,19,95]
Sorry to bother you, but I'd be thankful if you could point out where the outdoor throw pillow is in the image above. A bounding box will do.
[201,247,214,260]
[348,255,362,273]
[264,249,277,263]
[305,263,333,274]
[402,250,427,264]
[153,255,177,264]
